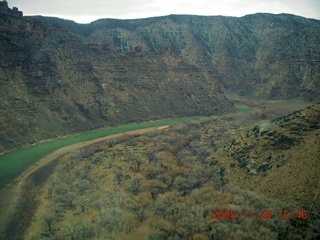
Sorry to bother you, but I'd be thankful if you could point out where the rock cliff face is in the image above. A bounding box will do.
[0,12,319,152]
[47,13,320,99]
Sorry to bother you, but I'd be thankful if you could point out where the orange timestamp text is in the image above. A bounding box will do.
[212,210,308,220]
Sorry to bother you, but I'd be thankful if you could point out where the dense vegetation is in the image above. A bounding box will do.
[7,103,319,239]
[0,116,202,189]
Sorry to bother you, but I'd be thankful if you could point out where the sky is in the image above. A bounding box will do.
[7,0,320,23]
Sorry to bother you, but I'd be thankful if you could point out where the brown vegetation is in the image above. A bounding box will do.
[14,103,320,239]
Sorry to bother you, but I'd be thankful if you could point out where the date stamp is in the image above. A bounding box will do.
[212,210,308,220]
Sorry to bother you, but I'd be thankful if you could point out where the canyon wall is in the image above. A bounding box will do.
[0,11,319,152]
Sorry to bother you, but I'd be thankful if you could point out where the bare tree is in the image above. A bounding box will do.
[92,198,104,215]
[76,197,89,212]
[100,208,122,239]
[114,168,123,186]
[78,221,95,239]
[43,214,56,232]
[126,176,141,196]
[128,153,143,172]
[52,198,64,215]
[75,179,90,196]
[68,192,77,209]
[105,189,121,207]
[119,213,138,234]
[65,222,77,240]
[128,196,149,222]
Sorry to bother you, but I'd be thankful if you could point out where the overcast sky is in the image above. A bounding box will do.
[8,0,320,23]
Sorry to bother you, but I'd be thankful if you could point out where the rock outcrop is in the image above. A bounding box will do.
[0,1,22,17]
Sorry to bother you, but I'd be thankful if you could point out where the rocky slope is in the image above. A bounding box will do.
[225,103,320,236]
[1,8,319,152]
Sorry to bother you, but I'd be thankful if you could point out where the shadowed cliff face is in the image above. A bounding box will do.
[0,13,319,152]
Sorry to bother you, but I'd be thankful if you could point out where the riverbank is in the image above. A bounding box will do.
[0,125,170,238]
[0,116,203,189]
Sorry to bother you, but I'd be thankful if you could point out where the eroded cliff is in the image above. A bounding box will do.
[1,11,319,152]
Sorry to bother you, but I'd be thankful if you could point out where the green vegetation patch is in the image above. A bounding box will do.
[234,104,255,113]
[0,116,204,189]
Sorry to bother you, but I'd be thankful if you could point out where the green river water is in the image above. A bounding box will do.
[0,116,203,189]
